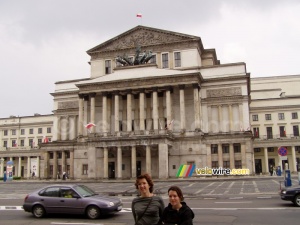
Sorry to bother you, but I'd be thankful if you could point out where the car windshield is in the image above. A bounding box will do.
[73,185,98,197]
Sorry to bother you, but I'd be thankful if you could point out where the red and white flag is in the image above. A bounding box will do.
[136,13,142,18]
[43,136,49,143]
[85,123,96,129]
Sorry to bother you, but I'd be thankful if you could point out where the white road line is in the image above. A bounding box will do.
[51,223,104,225]
[253,180,259,193]
[195,182,215,194]
[224,181,235,194]
[0,206,23,210]
[215,201,252,204]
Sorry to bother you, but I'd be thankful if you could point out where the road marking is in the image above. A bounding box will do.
[0,206,23,210]
[224,181,235,194]
[229,197,243,200]
[253,180,259,193]
[257,196,272,199]
[215,201,252,204]
[51,223,104,225]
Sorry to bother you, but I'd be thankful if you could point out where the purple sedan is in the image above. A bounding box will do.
[23,184,122,219]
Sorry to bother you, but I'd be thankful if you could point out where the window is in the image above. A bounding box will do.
[223,161,230,168]
[3,130,8,136]
[11,129,16,135]
[40,187,59,197]
[267,147,274,152]
[38,139,42,144]
[265,114,271,120]
[29,128,34,134]
[149,55,156,64]
[12,140,17,147]
[212,161,219,168]
[254,148,261,152]
[211,144,218,154]
[234,144,241,153]
[21,129,25,135]
[66,151,70,159]
[293,125,299,136]
[105,60,111,74]
[174,52,181,67]
[58,152,62,159]
[292,112,298,119]
[278,113,285,120]
[266,127,273,139]
[47,127,51,133]
[38,128,42,134]
[29,139,33,147]
[82,164,88,175]
[49,152,54,159]
[3,141,7,147]
[162,53,169,68]
[253,127,259,138]
[279,126,286,137]
[235,160,242,169]
[222,144,229,154]
[252,114,258,121]
[20,140,25,147]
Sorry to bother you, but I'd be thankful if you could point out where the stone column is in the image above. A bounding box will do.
[199,87,202,130]
[158,143,168,179]
[146,145,151,174]
[102,92,108,135]
[218,105,223,132]
[241,143,246,168]
[53,151,58,179]
[229,144,234,169]
[18,157,22,177]
[43,152,49,179]
[103,147,108,179]
[264,147,269,174]
[127,91,132,132]
[166,86,172,130]
[179,85,186,130]
[114,91,120,133]
[218,144,223,167]
[36,156,40,178]
[152,88,159,130]
[292,146,297,172]
[90,93,96,133]
[70,151,74,179]
[139,90,145,131]
[56,116,61,141]
[131,146,136,178]
[229,104,233,131]
[207,106,212,133]
[78,94,84,136]
[146,94,152,131]
[88,146,97,179]
[0,158,4,176]
[122,95,127,132]
[239,104,244,131]
[83,95,89,136]
[62,151,66,174]
[193,84,200,130]
[206,145,212,168]
[27,156,31,178]
[117,147,122,179]
[134,95,139,131]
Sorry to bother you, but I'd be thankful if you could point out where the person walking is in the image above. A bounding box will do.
[159,186,194,225]
[131,173,165,225]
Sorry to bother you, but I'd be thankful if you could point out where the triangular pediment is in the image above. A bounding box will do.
[87,25,200,54]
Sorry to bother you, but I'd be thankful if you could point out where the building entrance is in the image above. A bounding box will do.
[108,162,115,179]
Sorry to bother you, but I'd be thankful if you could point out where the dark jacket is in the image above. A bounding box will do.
[159,202,194,225]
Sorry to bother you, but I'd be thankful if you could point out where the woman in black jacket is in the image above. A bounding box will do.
[159,186,194,225]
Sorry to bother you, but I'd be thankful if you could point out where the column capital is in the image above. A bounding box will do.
[90,92,96,98]
[78,94,85,99]
[179,84,185,90]
[113,90,120,95]
[138,88,145,93]
[102,92,108,97]
[126,89,132,95]
[152,87,158,92]
[165,85,173,91]
[83,95,89,101]
[193,83,200,89]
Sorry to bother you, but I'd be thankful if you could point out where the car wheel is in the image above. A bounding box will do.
[32,205,46,218]
[86,205,101,219]
[293,194,300,207]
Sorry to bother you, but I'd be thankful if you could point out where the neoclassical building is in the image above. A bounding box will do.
[39,25,253,179]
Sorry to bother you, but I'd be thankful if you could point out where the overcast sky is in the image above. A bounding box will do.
[0,0,299,118]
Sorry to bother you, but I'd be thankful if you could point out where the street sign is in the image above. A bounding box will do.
[278,146,288,156]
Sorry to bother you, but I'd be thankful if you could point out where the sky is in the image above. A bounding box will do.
[0,0,299,118]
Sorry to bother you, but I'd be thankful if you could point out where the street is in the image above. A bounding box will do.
[0,176,299,224]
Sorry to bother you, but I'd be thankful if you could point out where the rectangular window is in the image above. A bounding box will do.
[58,152,62,159]
[38,139,42,144]
[253,127,259,138]
[265,114,272,120]
[223,161,230,168]
[29,128,34,134]
[49,152,54,159]
[235,160,242,169]
[252,114,258,121]
[267,147,274,152]
[254,148,261,152]
[11,129,16,135]
[3,141,7,147]
[20,139,25,147]
[29,139,33,147]
[174,52,181,67]
[162,53,169,68]
[278,113,285,120]
[292,112,298,119]
[293,125,299,136]
[234,144,241,153]
[279,126,286,137]
[222,144,229,154]
[266,127,273,139]
[38,128,42,134]
[12,140,17,147]
[66,151,70,158]
[212,161,219,168]
[211,144,218,154]
[47,127,51,133]
[4,130,8,136]
[105,60,111,74]
[149,55,156,64]
[82,164,88,175]
[21,129,25,135]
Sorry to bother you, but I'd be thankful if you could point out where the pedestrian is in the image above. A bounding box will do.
[32,171,35,178]
[131,173,165,225]
[269,165,273,176]
[158,186,194,225]
[272,166,276,176]
[62,171,66,180]
[3,171,7,182]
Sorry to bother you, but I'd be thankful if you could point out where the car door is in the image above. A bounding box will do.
[39,187,61,213]
[59,188,84,214]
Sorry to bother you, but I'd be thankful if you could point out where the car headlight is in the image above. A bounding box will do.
[282,190,286,194]
[108,202,115,207]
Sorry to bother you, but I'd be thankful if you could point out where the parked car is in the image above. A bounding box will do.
[23,184,122,219]
[280,186,300,206]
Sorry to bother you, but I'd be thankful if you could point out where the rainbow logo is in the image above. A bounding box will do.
[176,164,196,177]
